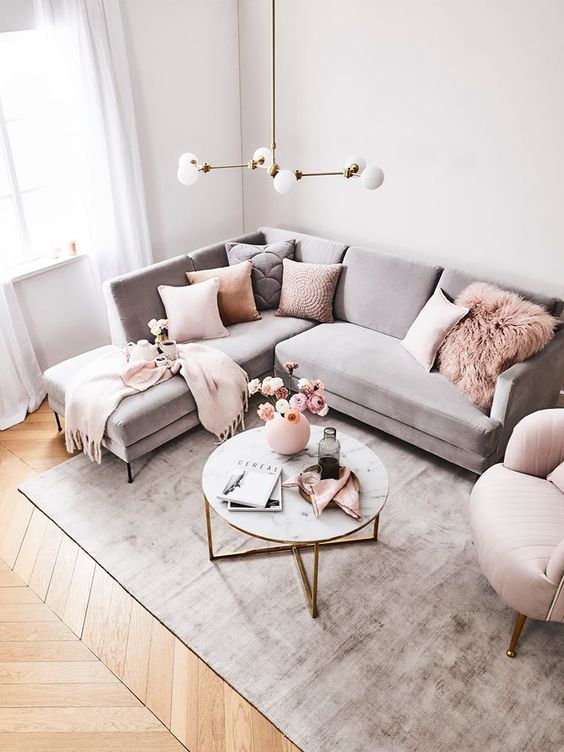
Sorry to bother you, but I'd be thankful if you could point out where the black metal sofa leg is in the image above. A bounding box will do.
[126,462,133,484]
[54,411,62,433]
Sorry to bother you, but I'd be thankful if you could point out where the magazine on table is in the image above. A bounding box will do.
[227,476,283,512]
[218,458,282,508]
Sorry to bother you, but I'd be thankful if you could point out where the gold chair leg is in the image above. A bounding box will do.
[204,497,215,561]
[506,612,527,658]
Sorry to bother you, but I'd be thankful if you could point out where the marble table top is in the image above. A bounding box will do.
[202,425,389,544]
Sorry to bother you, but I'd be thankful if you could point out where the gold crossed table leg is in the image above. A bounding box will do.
[204,497,379,618]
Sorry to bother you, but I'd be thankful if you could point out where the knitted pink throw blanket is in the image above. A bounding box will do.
[176,343,248,442]
[65,344,248,462]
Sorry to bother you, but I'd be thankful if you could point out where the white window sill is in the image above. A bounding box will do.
[9,253,87,283]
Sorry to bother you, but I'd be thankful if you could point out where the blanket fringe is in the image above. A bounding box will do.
[216,387,249,444]
[65,427,103,464]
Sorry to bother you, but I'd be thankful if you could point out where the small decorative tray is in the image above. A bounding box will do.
[298,465,361,508]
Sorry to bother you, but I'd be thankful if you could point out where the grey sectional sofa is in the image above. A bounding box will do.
[44,226,564,479]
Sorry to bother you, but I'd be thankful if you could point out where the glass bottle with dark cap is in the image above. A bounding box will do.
[318,427,340,480]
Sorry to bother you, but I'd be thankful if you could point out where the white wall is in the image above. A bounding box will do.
[14,258,110,372]
[120,0,243,261]
[239,0,564,298]
[0,0,33,31]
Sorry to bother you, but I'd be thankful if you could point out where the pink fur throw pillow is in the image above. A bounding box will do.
[437,282,556,410]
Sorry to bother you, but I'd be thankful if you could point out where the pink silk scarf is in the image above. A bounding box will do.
[283,466,361,519]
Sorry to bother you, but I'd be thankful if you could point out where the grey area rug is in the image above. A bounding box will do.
[20,408,564,752]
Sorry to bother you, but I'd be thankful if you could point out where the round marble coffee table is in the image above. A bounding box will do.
[201,425,389,617]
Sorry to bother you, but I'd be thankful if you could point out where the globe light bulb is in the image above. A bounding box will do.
[361,165,384,190]
[273,169,297,194]
[177,163,199,186]
[345,155,366,175]
[178,152,198,169]
[253,146,272,168]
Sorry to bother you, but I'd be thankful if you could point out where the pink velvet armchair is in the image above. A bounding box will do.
[470,409,564,657]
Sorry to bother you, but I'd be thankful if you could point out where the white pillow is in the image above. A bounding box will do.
[158,277,228,343]
[402,288,469,371]
[548,461,564,493]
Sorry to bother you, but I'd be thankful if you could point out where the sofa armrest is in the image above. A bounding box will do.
[490,324,564,458]
[547,539,564,586]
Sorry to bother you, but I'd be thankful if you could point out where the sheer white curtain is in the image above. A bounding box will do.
[0,280,45,430]
[0,0,153,429]
[34,0,153,281]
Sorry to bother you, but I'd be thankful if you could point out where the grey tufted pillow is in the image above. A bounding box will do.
[225,240,296,310]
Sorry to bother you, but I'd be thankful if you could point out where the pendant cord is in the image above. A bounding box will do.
[271,0,276,162]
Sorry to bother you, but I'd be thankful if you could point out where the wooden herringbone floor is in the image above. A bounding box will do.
[0,401,299,752]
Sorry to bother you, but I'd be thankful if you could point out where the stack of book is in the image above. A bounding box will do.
[219,458,283,512]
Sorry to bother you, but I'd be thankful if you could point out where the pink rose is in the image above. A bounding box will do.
[307,393,327,414]
[261,376,284,396]
[298,378,315,397]
[312,379,325,393]
[275,387,289,400]
[257,402,275,421]
[289,392,308,412]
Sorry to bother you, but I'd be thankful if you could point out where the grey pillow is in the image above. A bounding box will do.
[226,240,295,310]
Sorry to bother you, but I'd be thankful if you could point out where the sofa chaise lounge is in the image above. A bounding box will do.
[44,227,564,480]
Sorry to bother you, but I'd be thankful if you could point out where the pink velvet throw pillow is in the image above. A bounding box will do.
[438,282,556,410]
[402,288,469,371]
[548,461,564,493]
[158,277,228,343]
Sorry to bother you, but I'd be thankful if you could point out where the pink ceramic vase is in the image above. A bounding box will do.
[265,413,311,455]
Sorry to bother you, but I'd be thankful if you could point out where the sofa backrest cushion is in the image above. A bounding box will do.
[103,254,195,346]
[438,268,564,317]
[259,226,347,265]
[188,231,264,271]
[334,246,442,338]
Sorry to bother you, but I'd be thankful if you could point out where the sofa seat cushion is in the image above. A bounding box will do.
[470,464,564,619]
[108,312,315,446]
[275,322,501,456]
[45,346,117,407]
[202,310,316,379]
[46,312,316,448]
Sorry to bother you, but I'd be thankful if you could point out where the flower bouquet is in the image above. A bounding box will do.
[148,318,169,344]
[248,362,328,454]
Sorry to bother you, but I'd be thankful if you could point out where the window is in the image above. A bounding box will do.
[0,30,66,268]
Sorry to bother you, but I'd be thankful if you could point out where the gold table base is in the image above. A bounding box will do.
[204,498,380,618]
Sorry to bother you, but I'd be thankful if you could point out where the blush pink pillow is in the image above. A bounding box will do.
[438,282,556,409]
[548,461,564,493]
[158,277,228,343]
[402,288,469,371]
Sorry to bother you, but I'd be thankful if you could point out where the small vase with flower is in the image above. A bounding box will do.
[249,362,329,455]
[148,318,169,346]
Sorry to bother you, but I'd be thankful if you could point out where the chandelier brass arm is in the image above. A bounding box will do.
[295,164,362,180]
[198,157,265,173]
[177,0,384,194]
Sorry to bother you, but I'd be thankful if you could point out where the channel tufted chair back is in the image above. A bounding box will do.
[470,409,564,657]
[504,409,564,479]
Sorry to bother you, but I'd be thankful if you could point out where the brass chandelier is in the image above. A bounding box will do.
[177,0,384,195]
